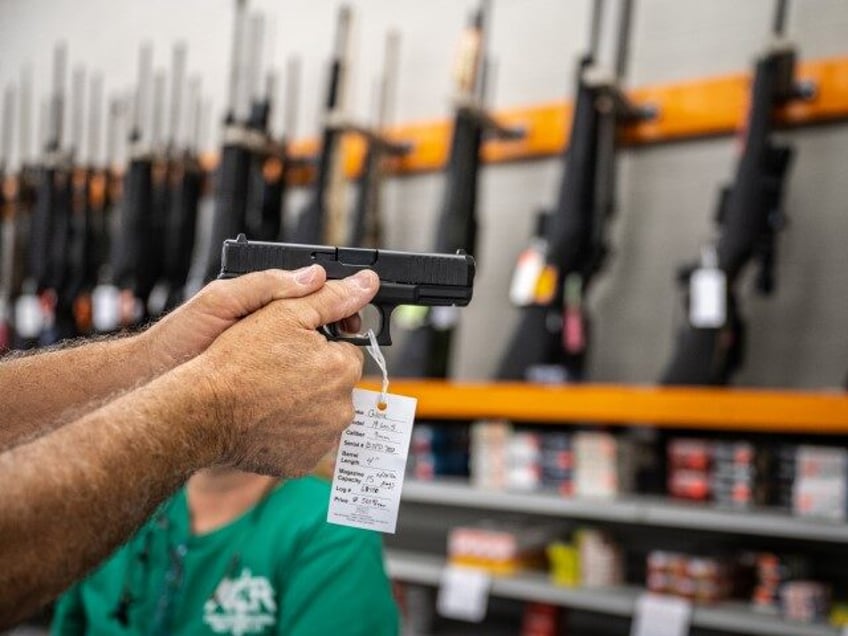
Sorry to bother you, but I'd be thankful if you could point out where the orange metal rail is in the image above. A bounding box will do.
[356,380,848,434]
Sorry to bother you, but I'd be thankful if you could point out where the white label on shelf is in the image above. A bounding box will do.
[689,266,726,328]
[630,593,692,636]
[841,626,848,636]
[327,389,416,534]
[437,565,491,623]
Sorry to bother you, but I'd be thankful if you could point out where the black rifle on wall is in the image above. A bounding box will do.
[291,5,353,246]
[0,84,16,350]
[5,70,38,348]
[393,0,519,378]
[661,0,812,386]
[114,43,156,325]
[64,71,104,336]
[496,0,648,383]
[202,0,254,282]
[163,73,205,311]
[29,43,75,345]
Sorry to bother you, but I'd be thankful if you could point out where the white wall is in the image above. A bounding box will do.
[1,0,847,387]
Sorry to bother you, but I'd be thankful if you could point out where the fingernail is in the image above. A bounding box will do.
[294,265,318,285]
[351,269,378,291]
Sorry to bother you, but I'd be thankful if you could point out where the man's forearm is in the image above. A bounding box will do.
[0,359,219,627]
[0,333,164,450]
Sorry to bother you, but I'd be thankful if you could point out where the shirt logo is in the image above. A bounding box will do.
[203,568,277,635]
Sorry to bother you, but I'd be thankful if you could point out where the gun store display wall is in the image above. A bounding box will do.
[2,0,848,635]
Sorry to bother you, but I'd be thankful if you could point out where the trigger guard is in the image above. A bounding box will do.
[320,311,393,347]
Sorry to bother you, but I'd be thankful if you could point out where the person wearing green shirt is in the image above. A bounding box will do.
[51,468,399,636]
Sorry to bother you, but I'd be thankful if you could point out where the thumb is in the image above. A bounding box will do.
[291,269,380,330]
[196,265,328,321]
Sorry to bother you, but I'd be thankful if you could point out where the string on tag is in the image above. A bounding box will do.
[366,329,389,411]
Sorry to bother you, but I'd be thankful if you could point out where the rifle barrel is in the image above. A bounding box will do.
[1,86,14,167]
[773,0,789,37]
[588,0,604,62]
[284,56,301,138]
[70,67,86,157]
[19,67,32,166]
[169,43,187,150]
[615,0,635,80]
[227,0,248,122]
[49,43,68,152]
[87,74,103,167]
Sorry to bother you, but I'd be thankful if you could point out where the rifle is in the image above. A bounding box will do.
[7,69,38,348]
[65,70,104,336]
[496,0,646,383]
[347,31,403,249]
[244,67,285,242]
[90,95,127,333]
[244,56,301,244]
[162,72,205,311]
[396,1,520,378]
[661,0,811,386]
[29,43,75,345]
[291,5,352,246]
[0,84,15,350]
[202,0,255,282]
[114,43,155,325]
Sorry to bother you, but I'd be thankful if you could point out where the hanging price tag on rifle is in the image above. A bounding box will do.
[689,246,726,329]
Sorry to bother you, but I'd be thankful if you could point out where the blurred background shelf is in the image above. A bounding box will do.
[385,549,839,636]
[358,380,848,432]
[400,479,848,543]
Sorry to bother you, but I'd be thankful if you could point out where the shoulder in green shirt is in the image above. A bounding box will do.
[52,476,399,636]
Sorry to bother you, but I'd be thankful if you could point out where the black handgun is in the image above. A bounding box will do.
[218,234,476,345]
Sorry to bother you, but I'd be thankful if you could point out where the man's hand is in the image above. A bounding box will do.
[186,268,380,476]
[142,265,328,372]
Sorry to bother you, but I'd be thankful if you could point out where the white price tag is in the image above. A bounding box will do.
[14,294,44,339]
[689,267,726,328]
[509,246,545,306]
[630,593,692,636]
[437,565,491,623]
[92,285,121,332]
[327,389,416,534]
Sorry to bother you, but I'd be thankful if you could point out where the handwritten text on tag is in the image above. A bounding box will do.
[328,389,416,534]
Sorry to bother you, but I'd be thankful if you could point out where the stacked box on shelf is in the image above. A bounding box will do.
[471,423,574,494]
[447,520,560,575]
[781,581,832,624]
[646,551,735,604]
[507,431,543,491]
[712,441,773,508]
[470,420,510,489]
[667,438,713,501]
[410,423,469,481]
[751,552,809,614]
[574,431,635,497]
[540,432,573,496]
[775,444,797,511]
[547,528,625,588]
[793,445,848,521]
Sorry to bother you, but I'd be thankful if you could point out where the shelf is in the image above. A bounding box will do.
[385,549,839,636]
[357,380,848,433]
[400,480,848,543]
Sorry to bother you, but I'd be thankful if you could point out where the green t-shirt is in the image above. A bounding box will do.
[52,476,398,636]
